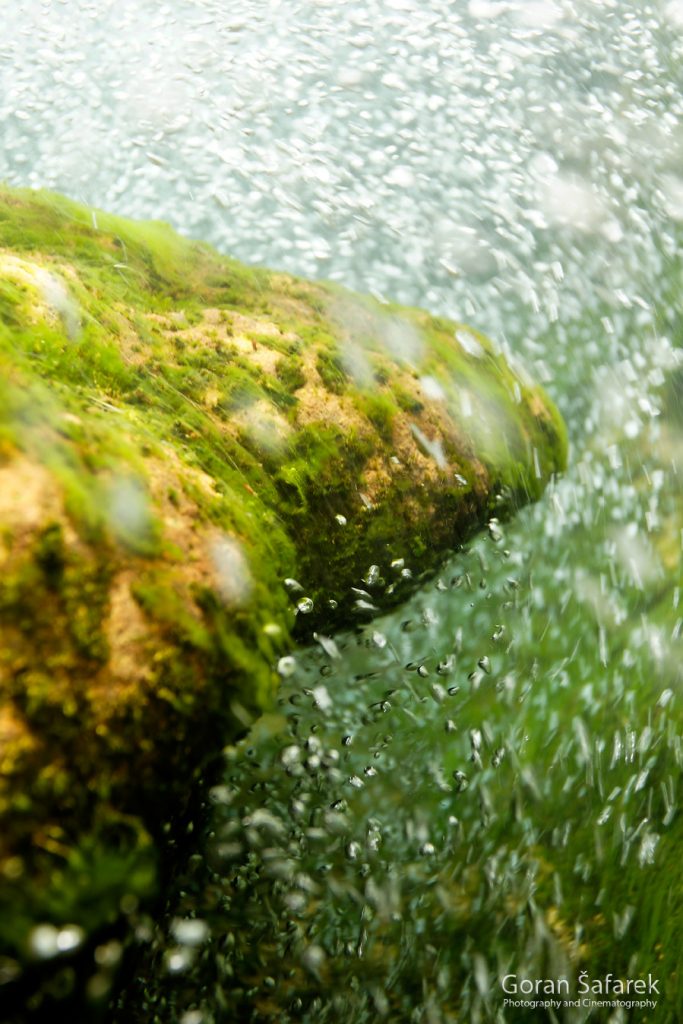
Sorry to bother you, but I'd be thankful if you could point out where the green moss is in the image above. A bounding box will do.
[275,423,365,513]
[393,382,424,414]
[316,347,348,394]
[0,814,157,953]
[0,187,270,317]
[276,354,306,392]
[132,573,212,654]
[212,367,263,413]
[0,276,28,327]
[0,527,134,948]
[356,390,396,442]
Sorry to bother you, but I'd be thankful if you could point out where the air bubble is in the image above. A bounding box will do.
[487,519,503,542]
[364,564,381,586]
[165,947,194,974]
[277,656,297,678]
[170,919,209,947]
[314,633,341,659]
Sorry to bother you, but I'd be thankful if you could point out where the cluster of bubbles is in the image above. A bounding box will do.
[2,0,683,1021]
[112,386,681,1020]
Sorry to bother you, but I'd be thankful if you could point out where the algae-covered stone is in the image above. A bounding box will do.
[0,186,566,991]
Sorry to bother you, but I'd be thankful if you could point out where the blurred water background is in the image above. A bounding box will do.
[2,1,683,1021]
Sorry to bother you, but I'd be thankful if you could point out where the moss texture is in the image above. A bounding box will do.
[0,185,567,986]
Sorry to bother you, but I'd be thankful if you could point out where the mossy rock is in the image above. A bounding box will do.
[0,185,567,1009]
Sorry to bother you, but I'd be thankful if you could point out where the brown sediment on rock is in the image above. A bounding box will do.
[0,457,68,540]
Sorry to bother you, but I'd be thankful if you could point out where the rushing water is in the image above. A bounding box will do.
[3,1,683,1021]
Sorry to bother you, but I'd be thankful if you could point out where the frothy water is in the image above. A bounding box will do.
[2,0,683,1020]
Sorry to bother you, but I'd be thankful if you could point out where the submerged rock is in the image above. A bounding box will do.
[0,186,566,1002]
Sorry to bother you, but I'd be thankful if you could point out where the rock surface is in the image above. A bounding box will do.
[0,186,566,985]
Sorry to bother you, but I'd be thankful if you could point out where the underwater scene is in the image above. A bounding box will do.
[1,1,683,1022]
